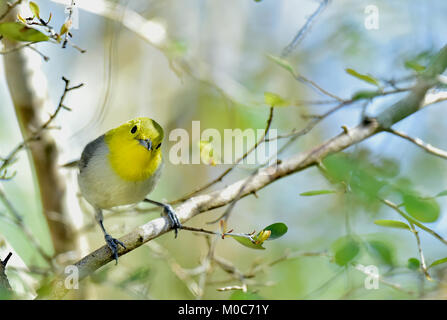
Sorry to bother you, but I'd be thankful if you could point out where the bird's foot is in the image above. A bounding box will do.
[163,204,182,238]
[105,234,126,265]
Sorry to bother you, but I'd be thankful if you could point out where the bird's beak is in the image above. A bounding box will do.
[138,139,152,151]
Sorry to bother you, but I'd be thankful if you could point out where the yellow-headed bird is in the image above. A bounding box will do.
[78,117,181,263]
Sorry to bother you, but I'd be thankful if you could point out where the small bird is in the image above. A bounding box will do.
[78,117,181,264]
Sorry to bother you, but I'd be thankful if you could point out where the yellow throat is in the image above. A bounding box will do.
[104,117,163,182]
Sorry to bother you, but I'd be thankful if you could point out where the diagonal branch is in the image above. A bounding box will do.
[386,128,447,160]
[171,107,274,204]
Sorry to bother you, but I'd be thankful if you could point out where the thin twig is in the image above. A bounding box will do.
[171,107,274,204]
[281,0,329,57]
[25,44,50,61]
[180,225,253,241]
[213,255,247,281]
[0,77,83,174]
[0,41,38,55]
[408,222,431,281]
[381,199,447,246]
[207,171,258,224]
[267,87,410,142]
[265,99,349,142]
[296,74,343,102]
[202,107,275,223]
[1,252,12,267]
[386,128,447,160]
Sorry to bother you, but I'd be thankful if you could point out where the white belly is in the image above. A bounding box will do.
[78,142,162,209]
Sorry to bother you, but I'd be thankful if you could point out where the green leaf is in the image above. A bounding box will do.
[323,153,387,203]
[17,13,27,25]
[230,235,265,250]
[404,60,425,73]
[300,190,337,196]
[374,219,410,230]
[429,257,447,269]
[367,240,394,265]
[264,92,289,107]
[263,222,288,240]
[230,291,263,300]
[407,257,420,270]
[266,54,296,76]
[331,236,360,266]
[29,1,40,19]
[346,68,380,87]
[435,190,447,197]
[403,194,440,223]
[351,90,380,101]
[0,22,49,42]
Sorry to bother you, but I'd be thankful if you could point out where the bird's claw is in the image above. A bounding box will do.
[163,204,182,238]
[105,234,126,265]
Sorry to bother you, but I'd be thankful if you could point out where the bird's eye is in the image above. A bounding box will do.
[131,125,138,134]
[155,143,161,149]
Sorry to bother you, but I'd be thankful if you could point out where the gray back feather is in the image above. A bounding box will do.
[79,135,105,172]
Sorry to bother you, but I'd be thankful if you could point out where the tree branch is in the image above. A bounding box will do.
[386,128,447,160]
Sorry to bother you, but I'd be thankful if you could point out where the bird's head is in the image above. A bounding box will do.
[105,117,164,181]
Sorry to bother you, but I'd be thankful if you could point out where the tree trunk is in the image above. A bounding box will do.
[1,1,75,256]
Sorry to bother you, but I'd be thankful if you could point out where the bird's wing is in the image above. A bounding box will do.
[79,135,105,171]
